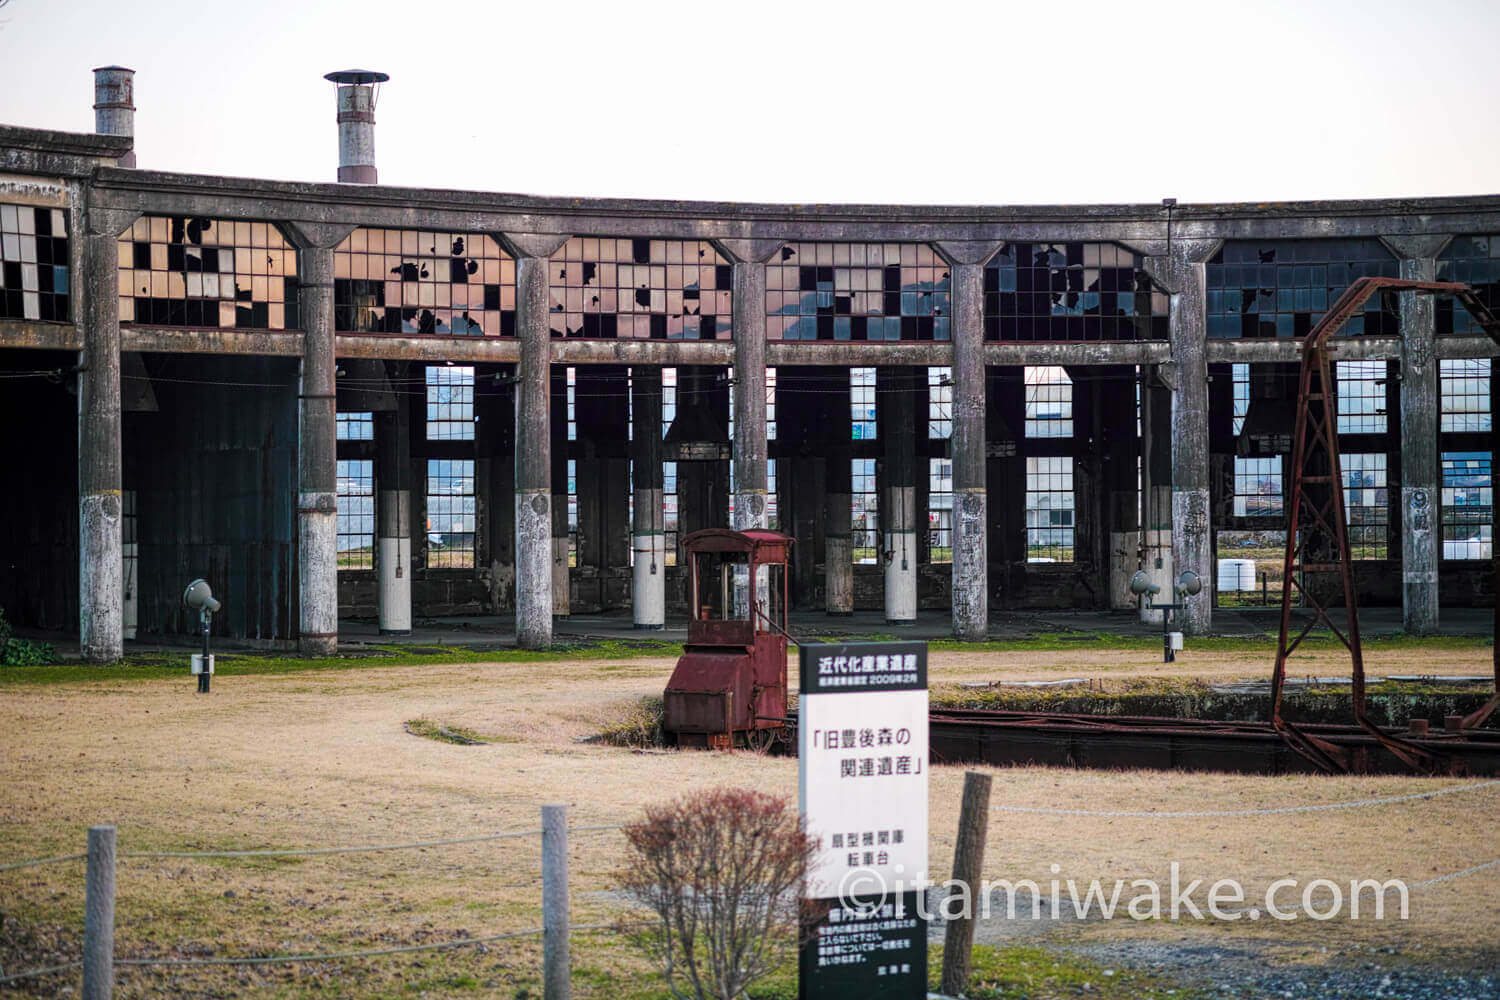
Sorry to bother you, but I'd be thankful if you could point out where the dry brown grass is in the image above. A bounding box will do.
[0,645,1496,997]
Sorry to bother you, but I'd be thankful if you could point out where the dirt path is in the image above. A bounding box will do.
[1,649,1496,997]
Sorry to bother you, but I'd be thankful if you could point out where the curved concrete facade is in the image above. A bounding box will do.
[2,121,1499,658]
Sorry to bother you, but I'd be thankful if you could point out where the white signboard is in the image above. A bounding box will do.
[798,641,928,998]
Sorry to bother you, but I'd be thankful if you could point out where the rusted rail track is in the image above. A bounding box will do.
[926,707,1500,776]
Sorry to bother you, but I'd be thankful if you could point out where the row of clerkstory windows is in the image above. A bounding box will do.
[330,364,1083,569]
[89,215,1500,344]
[1230,358,1492,560]
[329,354,1492,574]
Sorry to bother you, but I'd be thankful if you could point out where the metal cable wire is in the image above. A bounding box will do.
[0,961,83,985]
[990,780,1500,819]
[2,825,622,871]
[120,823,622,861]
[0,852,87,874]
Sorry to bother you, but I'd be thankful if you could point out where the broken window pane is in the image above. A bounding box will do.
[117,215,298,330]
[548,238,730,340]
[0,204,68,323]
[1206,238,1399,339]
[767,242,949,342]
[1436,235,1499,335]
[985,242,1167,341]
[335,228,513,337]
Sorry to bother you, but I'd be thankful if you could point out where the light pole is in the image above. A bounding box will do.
[182,579,221,693]
[1131,569,1202,663]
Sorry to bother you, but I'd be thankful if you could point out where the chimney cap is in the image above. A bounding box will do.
[324,69,389,85]
[92,65,135,73]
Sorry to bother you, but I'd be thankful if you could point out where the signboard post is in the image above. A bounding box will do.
[798,640,928,999]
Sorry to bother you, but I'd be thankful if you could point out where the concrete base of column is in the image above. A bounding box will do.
[377,535,412,634]
[515,490,552,649]
[731,490,769,532]
[552,538,571,618]
[884,530,917,624]
[1140,528,1173,626]
[1401,485,1439,635]
[1171,488,1212,635]
[298,492,338,656]
[825,533,853,615]
[951,490,987,641]
[79,491,123,664]
[632,533,666,629]
[1109,531,1139,610]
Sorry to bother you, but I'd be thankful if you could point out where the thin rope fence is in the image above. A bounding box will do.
[990,779,1500,819]
[0,852,86,874]
[0,823,625,871]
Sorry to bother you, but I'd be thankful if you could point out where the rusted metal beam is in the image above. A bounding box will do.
[1272,277,1500,772]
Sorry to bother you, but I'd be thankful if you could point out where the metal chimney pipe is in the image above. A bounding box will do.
[92,65,136,168]
[324,69,388,184]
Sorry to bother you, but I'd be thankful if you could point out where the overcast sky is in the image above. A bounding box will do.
[1,0,1496,206]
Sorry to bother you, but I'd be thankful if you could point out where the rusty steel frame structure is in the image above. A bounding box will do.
[1272,277,1500,774]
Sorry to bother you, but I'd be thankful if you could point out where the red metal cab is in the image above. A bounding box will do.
[663,528,793,749]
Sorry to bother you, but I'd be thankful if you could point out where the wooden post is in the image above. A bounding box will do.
[541,804,570,1000]
[83,825,116,1000]
[940,771,992,997]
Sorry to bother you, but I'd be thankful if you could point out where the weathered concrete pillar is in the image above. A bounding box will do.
[946,255,990,640]
[824,368,854,615]
[297,246,339,655]
[1151,240,1220,635]
[376,365,412,634]
[1385,236,1451,634]
[719,240,781,533]
[881,368,917,624]
[506,234,568,649]
[730,262,770,531]
[631,367,665,628]
[78,209,134,663]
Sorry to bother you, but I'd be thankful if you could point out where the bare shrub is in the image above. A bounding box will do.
[620,786,816,1000]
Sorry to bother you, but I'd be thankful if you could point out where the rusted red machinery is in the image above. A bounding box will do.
[663,528,794,749]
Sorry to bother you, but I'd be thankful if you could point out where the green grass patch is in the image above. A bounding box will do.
[929,630,1493,654]
[0,638,687,688]
[945,943,1205,1000]
[403,719,488,745]
[597,695,665,749]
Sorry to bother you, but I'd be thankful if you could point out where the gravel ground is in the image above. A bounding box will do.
[1066,939,1500,1000]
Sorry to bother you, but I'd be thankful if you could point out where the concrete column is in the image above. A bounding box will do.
[631,367,665,628]
[376,366,412,634]
[1154,240,1220,635]
[950,261,988,640]
[297,247,339,655]
[730,260,770,531]
[1391,243,1447,634]
[824,368,853,615]
[514,252,554,648]
[881,368,917,624]
[79,224,125,663]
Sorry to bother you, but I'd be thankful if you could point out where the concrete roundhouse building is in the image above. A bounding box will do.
[2,68,1498,664]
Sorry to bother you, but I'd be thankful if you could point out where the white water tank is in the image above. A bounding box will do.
[1217,558,1256,592]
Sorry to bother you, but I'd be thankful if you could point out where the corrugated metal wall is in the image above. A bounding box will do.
[126,355,298,640]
